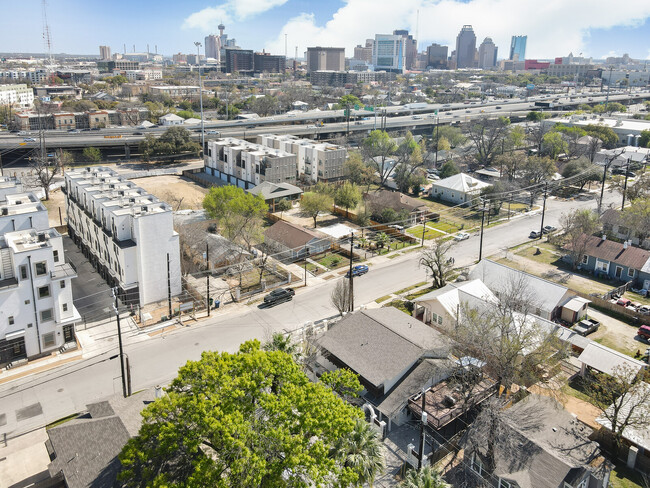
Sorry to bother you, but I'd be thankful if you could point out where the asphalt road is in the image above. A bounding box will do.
[0,190,622,441]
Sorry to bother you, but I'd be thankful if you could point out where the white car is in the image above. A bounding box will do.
[454,232,470,241]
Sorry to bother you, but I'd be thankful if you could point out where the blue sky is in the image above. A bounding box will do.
[1,0,650,61]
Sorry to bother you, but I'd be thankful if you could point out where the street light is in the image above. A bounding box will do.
[194,41,205,160]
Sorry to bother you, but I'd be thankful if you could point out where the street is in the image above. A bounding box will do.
[0,189,621,442]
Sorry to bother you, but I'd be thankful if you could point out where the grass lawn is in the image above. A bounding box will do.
[406,287,436,300]
[407,225,444,240]
[317,253,347,269]
[594,336,636,357]
[610,464,645,488]
[561,377,595,405]
[516,245,564,266]
[428,220,460,234]
[628,290,650,306]
[384,299,410,314]
[395,281,429,295]
[375,295,392,304]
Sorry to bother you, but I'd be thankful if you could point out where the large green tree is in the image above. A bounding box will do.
[464,116,511,166]
[334,182,362,217]
[639,129,650,148]
[300,192,334,228]
[583,124,618,149]
[139,126,201,162]
[119,341,372,487]
[361,130,398,185]
[541,131,568,159]
[432,125,466,148]
[400,466,449,488]
[344,152,376,192]
[439,160,460,179]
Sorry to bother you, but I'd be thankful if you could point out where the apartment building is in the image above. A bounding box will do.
[257,134,347,182]
[0,191,49,234]
[205,138,297,189]
[306,47,345,72]
[0,69,49,84]
[0,84,34,109]
[64,167,181,305]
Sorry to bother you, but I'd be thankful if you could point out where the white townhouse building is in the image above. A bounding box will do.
[0,191,49,234]
[64,167,181,306]
[205,137,297,189]
[0,84,35,109]
[257,134,347,182]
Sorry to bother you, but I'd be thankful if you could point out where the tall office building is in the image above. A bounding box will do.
[353,40,373,63]
[478,37,498,69]
[224,49,254,74]
[455,25,477,69]
[393,30,417,70]
[99,45,111,60]
[372,34,406,73]
[426,43,448,69]
[204,34,221,62]
[306,47,345,72]
[509,35,527,61]
[253,52,286,73]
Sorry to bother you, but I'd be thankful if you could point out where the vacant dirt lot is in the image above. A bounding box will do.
[132,175,209,210]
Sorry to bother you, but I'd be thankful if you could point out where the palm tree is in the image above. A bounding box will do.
[262,332,297,357]
[375,232,389,249]
[331,419,385,487]
[400,466,449,488]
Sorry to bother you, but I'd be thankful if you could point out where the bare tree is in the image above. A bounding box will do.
[418,239,454,289]
[465,117,511,167]
[330,279,352,316]
[559,209,600,269]
[527,121,552,155]
[32,155,60,201]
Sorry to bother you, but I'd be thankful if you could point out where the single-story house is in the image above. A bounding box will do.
[429,172,491,206]
[577,341,647,377]
[602,208,650,250]
[474,167,501,181]
[572,235,650,289]
[316,308,452,429]
[46,389,155,488]
[470,259,581,321]
[264,220,330,259]
[596,382,650,474]
[364,189,429,225]
[247,181,303,211]
[292,100,309,111]
[159,113,184,125]
[183,117,202,125]
[461,394,612,488]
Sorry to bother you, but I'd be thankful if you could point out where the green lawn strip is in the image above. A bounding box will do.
[375,295,393,304]
[427,220,459,233]
[317,254,346,269]
[561,378,595,405]
[609,464,645,488]
[406,287,435,300]
[594,337,636,357]
[395,282,429,295]
[383,299,410,314]
[516,246,564,266]
[47,413,79,430]
[407,226,444,240]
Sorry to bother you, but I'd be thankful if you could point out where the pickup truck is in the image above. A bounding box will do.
[263,287,295,306]
[573,318,600,336]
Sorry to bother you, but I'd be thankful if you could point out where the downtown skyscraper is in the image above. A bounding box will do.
[455,25,477,68]
[509,35,527,61]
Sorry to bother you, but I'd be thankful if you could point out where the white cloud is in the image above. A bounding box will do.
[265,0,650,60]
[183,0,289,31]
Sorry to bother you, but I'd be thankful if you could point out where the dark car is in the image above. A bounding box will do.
[90,127,101,131]
[133,131,144,135]
[346,264,369,278]
[263,287,295,305]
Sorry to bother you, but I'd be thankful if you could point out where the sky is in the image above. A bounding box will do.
[2,0,650,62]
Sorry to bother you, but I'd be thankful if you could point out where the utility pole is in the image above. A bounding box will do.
[605,67,613,112]
[0,152,3,176]
[194,42,205,158]
[478,200,488,262]
[539,182,548,239]
[420,212,426,247]
[348,233,354,312]
[206,243,210,317]
[167,253,172,318]
[418,389,427,469]
[621,157,630,211]
[346,103,350,137]
[598,150,625,214]
[303,246,307,286]
[434,117,440,168]
[112,287,127,398]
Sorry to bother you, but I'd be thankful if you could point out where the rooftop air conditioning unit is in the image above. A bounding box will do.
[1,208,7,216]
[38,233,46,242]
[442,394,457,408]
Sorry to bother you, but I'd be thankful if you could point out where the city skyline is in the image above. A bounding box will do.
[1,0,650,61]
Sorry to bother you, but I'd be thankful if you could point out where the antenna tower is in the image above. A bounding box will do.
[41,0,54,69]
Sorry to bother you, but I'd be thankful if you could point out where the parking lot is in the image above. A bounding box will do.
[63,236,116,327]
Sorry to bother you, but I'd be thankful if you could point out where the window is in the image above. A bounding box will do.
[582,255,588,264]
[40,309,53,322]
[628,268,635,278]
[53,250,59,262]
[437,315,443,325]
[60,281,66,289]
[38,285,51,299]
[34,261,47,276]
[19,265,28,280]
[62,303,68,312]
[576,478,588,488]
[470,452,485,477]
[42,332,56,348]
[8,316,14,325]
[499,479,513,488]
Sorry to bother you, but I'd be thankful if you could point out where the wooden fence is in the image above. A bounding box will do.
[574,290,650,326]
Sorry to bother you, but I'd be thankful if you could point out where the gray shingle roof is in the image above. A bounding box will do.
[247,181,303,201]
[317,308,449,391]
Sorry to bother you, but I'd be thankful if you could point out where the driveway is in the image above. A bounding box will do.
[588,308,644,357]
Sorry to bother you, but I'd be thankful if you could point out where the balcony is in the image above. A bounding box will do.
[51,262,77,280]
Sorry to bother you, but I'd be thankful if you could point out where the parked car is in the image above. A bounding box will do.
[133,131,144,135]
[529,230,541,239]
[638,305,650,316]
[542,225,557,234]
[638,325,650,340]
[263,287,295,306]
[454,232,470,241]
[206,130,220,135]
[573,318,600,336]
[617,297,632,307]
[346,265,369,278]
[23,137,36,142]
[388,224,405,232]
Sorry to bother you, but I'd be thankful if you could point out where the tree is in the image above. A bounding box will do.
[321,369,363,402]
[436,136,451,152]
[375,232,389,249]
[541,131,568,159]
[138,126,201,162]
[611,171,650,203]
[275,198,292,218]
[561,157,600,190]
[525,111,547,122]
[176,110,199,119]
[480,180,511,215]
[554,125,587,158]
[344,152,376,191]
[527,121,552,154]
[361,130,398,185]
[400,466,450,488]
[82,146,101,162]
[505,125,526,150]
[640,129,650,149]
[334,182,361,218]
[393,132,425,193]
[330,419,385,487]
[262,332,298,357]
[560,209,600,269]
[418,239,454,289]
[439,160,460,179]
[619,197,650,243]
[300,192,333,228]
[331,279,352,315]
[118,341,369,487]
[31,156,60,201]
[584,124,618,149]
[432,125,466,148]
[250,95,279,117]
[338,94,361,110]
[586,365,650,457]
[465,117,511,166]
[519,156,556,205]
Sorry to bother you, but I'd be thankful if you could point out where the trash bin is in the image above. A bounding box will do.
[214,300,220,309]
[209,298,214,306]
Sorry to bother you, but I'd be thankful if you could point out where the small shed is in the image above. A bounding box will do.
[561,296,591,323]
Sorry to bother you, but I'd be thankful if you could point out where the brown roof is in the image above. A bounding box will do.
[582,234,650,270]
[364,190,428,214]
[264,220,324,249]
[601,208,621,226]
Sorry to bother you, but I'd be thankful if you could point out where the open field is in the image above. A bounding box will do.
[135,175,209,210]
